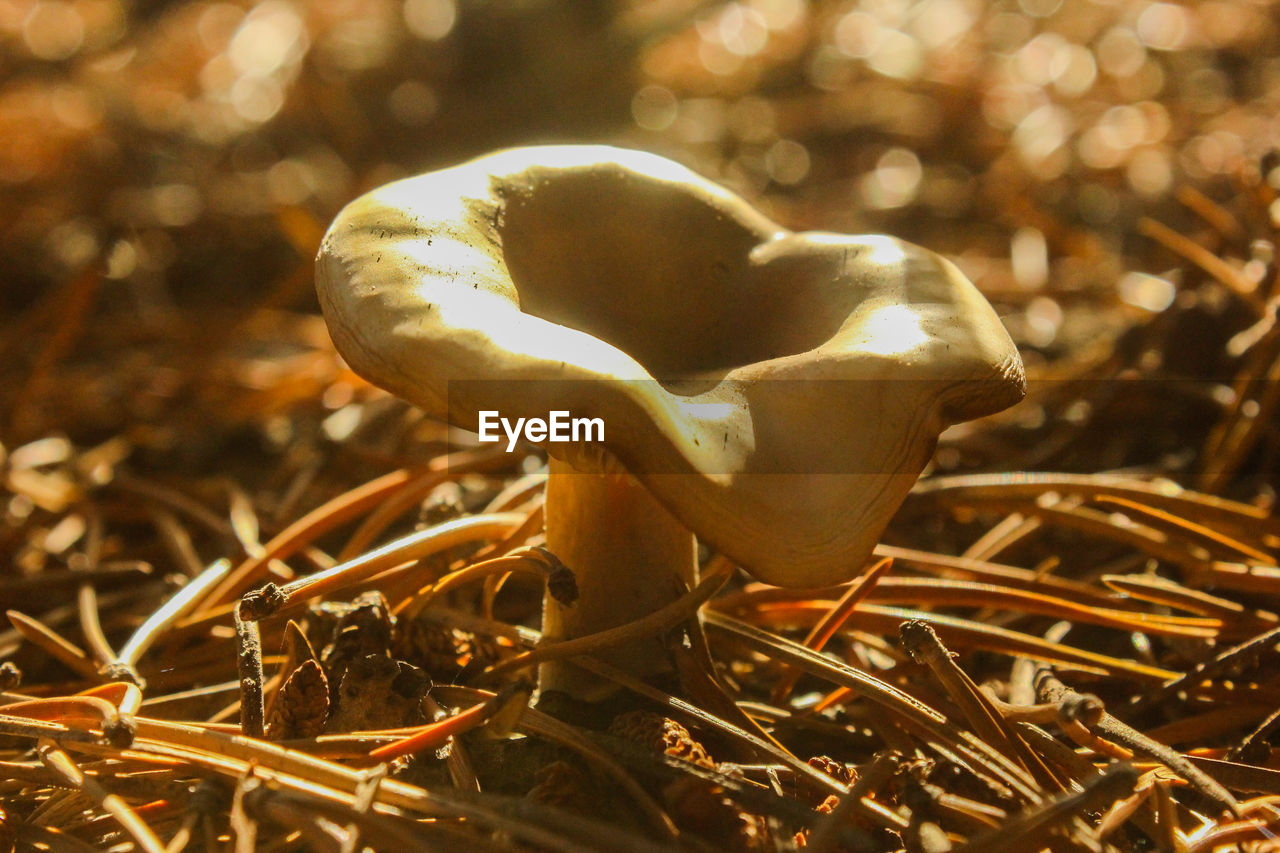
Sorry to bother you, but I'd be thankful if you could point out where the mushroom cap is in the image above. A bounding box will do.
[316,145,1024,587]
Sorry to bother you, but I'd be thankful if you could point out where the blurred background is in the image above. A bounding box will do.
[8,7,1280,847]
[3,0,1280,501]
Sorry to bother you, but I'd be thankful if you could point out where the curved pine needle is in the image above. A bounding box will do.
[76,584,114,666]
[702,611,1045,805]
[38,741,167,853]
[393,551,556,619]
[1101,573,1276,632]
[1176,185,1245,241]
[0,563,153,608]
[6,610,100,679]
[297,698,682,846]
[1,695,120,729]
[483,471,548,512]
[478,559,732,681]
[476,505,547,618]
[1195,561,1280,595]
[1093,494,1276,565]
[1018,501,1215,571]
[1127,624,1280,718]
[242,513,525,619]
[1185,756,1280,797]
[1035,668,1241,816]
[734,604,1180,682]
[362,689,511,764]
[913,472,1280,539]
[770,557,894,706]
[1201,348,1280,493]
[78,681,143,717]
[245,783,486,853]
[226,482,265,561]
[901,621,1061,791]
[1185,817,1279,853]
[1145,704,1272,746]
[1137,216,1265,314]
[873,544,1124,610]
[720,577,1220,638]
[111,474,236,540]
[203,466,435,606]
[106,716,674,851]
[962,512,1041,562]
[113,559,232,676]
[437,686,681,841]
[471,503,546,566]
[337,469,450,561]
[952,763,1140,853]
[336,447,510,565]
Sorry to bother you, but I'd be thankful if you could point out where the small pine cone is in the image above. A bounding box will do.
[319,592,395,699]
[329,592,394,655]
[326,655,430,733]
[266,660,329,740]
[609,711,715,769]
[394,619,483,678]
[526,761,592,814]
[809,756,857,786]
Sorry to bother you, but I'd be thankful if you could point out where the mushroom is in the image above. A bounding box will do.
[316,145,1024,698]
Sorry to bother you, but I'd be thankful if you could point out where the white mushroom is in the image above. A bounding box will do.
[316,145,1024,698]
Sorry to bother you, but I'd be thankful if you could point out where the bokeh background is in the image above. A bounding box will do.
[4,0,1280,498]
[7,7,1280,848]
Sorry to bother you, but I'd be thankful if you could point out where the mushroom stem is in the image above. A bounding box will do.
[540,457,697,699]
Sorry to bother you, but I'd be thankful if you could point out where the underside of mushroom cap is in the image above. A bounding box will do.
[316,144,1024,588]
